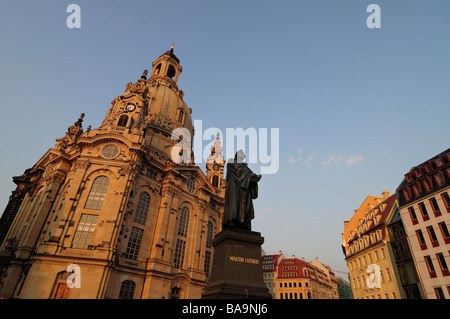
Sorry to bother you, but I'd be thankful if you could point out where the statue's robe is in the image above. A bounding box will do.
[222,161,258,230]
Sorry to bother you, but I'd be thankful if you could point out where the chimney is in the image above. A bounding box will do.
[382,191,390,199]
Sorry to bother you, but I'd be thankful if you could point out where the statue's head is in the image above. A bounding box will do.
[234,150,246,163]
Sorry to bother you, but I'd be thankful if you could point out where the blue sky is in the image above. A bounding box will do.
[1,1,450,275]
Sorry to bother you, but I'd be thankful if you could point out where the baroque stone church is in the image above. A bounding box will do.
[0,47,226,299]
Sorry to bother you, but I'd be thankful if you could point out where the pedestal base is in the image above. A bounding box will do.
[202,227,272,299]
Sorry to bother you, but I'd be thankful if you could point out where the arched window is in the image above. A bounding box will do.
[178,207,190,237]
[212,175,219,188]
[118,280,136,299]
[84,176,109,210]
[154,63,162,75]
[134,192,150,224]
[117,114,128,127]
[167,65,176,79]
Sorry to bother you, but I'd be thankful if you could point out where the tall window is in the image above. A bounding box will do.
[416,230,427,250]
[437,253,449,276]
[408,206,418,225]
[430,197,441,217]
[439,222,450,244]
[118,280,136,299]
[134,192,150,225]
[178,207,190,237]
[204,251,212,277]
[441,192,450,211]
[124,226,143,260]
[418,202,429,221]
[174,238,186,269]
[206,222,213,248]
[117,114,128,127]
[204,221,214,276]
[425,255,437,278]
[72,214,99,249]
[212,175,219,187]
[427,226,439,247]
[84,176,109,210]
[174,206,190,269]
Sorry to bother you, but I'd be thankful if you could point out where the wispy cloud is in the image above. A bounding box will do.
[288,148,363,169]
[322,154,364,168]
[287,148,317,166]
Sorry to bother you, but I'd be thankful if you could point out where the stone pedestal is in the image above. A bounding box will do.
[202,227,272,299]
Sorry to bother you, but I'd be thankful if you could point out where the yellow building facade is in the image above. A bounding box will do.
[0,48,225,299]
[342,192,403,299]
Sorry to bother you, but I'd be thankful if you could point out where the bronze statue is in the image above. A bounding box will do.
[222,150,262,231]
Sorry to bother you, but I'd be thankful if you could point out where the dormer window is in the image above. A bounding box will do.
[403,188,412,201]
[423,178,432,192]
[412,183,422,197]
[434,172,445,187]
[435,157,444,167]
[414,168,422,178]
[405,173,413,183]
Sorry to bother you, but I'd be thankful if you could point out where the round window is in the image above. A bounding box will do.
[102,144,119,158]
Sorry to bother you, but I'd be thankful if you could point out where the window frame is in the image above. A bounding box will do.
[71,214,99,249]
[123,226,144,260]
[434,171,445,187]
[178,206,190,237]
[117,114,129,127]
[424,255,437,278]
[440,192,450,212]
[84,175,109,211]
[416,229,427,250]
[408,206,419,225]
[418,202,430,222]
[134,192,150,225]
[429,197,442,217]
[438,222,450,244]
[427,226,440,248]
[436,253,449,277]
[118,280,136,299]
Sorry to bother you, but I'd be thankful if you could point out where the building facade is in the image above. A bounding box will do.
[276,257,334,299]
[0,48,226,299]
[337,277,353,299]
[309,257,340,299]
[385,203,424,298]
[342,192,406,299]
[262,251,285,298]
[396,148,450,299]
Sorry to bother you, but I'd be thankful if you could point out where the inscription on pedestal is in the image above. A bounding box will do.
[229,256,260,264]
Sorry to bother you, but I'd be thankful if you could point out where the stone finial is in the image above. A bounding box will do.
[141,69,148,80]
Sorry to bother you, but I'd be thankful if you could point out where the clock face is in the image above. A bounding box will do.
[213,164,219,171]
[126,103,136,112]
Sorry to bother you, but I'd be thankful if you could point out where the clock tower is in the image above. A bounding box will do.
[206,133,225,190]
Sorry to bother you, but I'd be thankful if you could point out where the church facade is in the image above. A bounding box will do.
[0,48,226,299]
